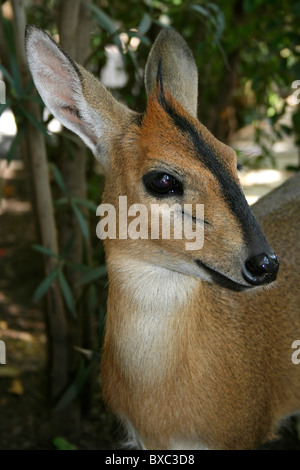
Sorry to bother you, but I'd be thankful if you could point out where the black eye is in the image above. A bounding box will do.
[143,171,183,197]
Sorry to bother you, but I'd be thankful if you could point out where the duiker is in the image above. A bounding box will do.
[26,25,300,450]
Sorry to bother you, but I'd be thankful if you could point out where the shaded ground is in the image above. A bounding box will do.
[0,157,300,450]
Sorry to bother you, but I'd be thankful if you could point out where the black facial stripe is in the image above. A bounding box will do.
[157,92,267,248]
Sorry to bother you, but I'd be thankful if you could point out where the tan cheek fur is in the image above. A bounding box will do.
[103,97,245,281]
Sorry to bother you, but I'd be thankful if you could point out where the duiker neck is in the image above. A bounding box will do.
[105,256,200,383]
[108,256,199,309]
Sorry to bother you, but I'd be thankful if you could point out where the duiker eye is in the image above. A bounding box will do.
[143,172,183,197]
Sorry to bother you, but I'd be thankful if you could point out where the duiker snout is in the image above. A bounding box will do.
[243,251,279,286]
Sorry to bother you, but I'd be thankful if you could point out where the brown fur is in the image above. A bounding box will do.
[26,25,300,450]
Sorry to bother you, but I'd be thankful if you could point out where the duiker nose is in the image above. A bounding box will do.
[243,252,279,286]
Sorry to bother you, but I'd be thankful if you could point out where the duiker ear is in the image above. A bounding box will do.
[145,28,198,117]
[25,25,134,165]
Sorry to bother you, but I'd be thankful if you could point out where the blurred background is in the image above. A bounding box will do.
[0,0,299,450]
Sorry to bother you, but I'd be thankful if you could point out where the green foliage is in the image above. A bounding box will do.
[75,0,300,167]
[76,265,107,286]
[54,356,98,412]
[32,240,107,315]
[2,1,300,165]
[0,14,48,163]
[52,436,78,450]
[32,160,106,321]
[32,263,61,302]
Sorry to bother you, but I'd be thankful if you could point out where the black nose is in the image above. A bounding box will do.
[243,252,279,286]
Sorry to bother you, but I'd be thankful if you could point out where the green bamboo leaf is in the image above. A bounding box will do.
[71,201,89,240]
[5,128,23,164]
[127,48,140,73]
[32,244,60,260]
[208,3,225,40]
[18,93,43,103]
[18,103,49,138]
[72,197,98,211]
[53,437,77,451]
[87,284,97,315]
[138,13,152,35]
[33,266,60,302]
[65,261,91,274]
[86,4,117,35]
[112,34,123,52]
[1,18,22,93]
[86,4,123,51]
[54,358,95,411]
[76,358,95,389]
[207,2,221,14]
[0,65,14,88]
[53,197,68,207]
[190,4,209,17]
[50,164,68,197]
[58,270,76,315]
[0,103,7,117]
[22,80,35,95]
[54,381,78,412]
[76,265,107,285]
[62,233,76,258]
[0,65,15,97]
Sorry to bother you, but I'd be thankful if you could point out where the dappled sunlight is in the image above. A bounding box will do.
[0,160,23,177]
[231,121,298,205]
[245,195,260,205]
[0,160,32,215]
[0,294,46,343]
[241,168,293,205]
[241,169,283,186]
[0,109,17,136]
[0,293,47,375]
[100,45,128,88]
[0,199,31,215]
[0,328,35,342]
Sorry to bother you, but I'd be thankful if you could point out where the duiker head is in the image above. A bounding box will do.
[25,26,279,291]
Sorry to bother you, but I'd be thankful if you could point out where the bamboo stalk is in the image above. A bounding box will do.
[57,0,97,416]
[11,0,68,402]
